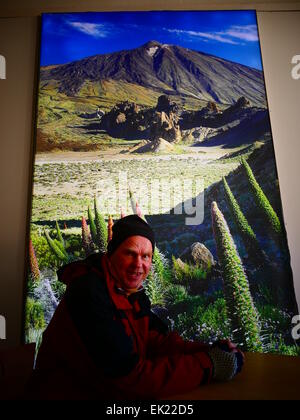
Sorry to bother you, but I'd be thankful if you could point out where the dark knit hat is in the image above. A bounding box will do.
[107,215,155,256]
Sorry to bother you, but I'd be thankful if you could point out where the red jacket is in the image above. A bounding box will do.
[30,253,213,399]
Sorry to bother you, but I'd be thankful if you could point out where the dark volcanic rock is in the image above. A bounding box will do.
[95,93,268,147]
[180,96,270,146]
[100,95,182,142]
[100,101,145,139]
[156,95,179,114]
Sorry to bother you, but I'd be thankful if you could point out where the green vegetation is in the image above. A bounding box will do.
[242,157,282,238]
[94,197,108,253]
[171,294,231,343]
[143,248,173,306]
[31,232,61,270]
[55,220,64,245]
[172,256,207,289]
[267,336,300,356]
[211,201,262,351]
[145,269,166,306]
[165,284,188,304]
[45,230,69,263]
[28,190,296,355]
[152,248,172,286]
[27,140,297,355]
[223,176,263,261]
[25,297,46,333]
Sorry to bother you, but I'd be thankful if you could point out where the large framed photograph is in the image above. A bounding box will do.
[25,10,299,356]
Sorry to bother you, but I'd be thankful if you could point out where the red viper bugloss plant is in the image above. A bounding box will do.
[29,239,40,282]
[211,201,263,352]
[107,215,114,243]
[136,201,142,218]
[81,216,93,257]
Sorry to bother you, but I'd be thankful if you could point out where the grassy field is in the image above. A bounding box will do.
[31,146,240,223]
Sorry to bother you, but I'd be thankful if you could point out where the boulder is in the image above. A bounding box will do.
[179,242,215,270]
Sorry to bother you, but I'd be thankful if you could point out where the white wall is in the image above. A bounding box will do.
[0,17,37,348]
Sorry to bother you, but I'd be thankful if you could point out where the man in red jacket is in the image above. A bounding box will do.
[31,215,244,399]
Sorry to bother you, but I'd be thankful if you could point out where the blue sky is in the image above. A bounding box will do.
[40,11,263,70]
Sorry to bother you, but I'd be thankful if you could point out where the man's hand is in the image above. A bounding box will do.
[209,339,245,381]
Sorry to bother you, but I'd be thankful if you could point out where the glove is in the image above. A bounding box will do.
[207,346,243,382]
[213,339,244,374]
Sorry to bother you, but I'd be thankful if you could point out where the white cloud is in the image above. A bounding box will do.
[166,29,239,45]
[165,24,258,45]
[67,21,109,38]
[220,25,258,42]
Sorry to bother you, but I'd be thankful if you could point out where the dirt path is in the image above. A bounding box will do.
[34,145,234,165]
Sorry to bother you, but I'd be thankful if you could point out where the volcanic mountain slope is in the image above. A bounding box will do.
[40,40,266,107]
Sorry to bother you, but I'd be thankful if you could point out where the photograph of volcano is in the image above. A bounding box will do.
[26,10,299,356]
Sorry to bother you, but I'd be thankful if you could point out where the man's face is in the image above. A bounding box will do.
[108,235,153,293]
